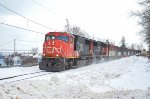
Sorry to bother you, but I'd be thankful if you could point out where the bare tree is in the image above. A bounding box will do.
[82,31,91,38]
[136,44,142,50]
[30,47,38,55]
[131,43,135,49]
[65,25,91,38]
[71,26,85,37]
[131,0,150,57]
[65,26,83,36]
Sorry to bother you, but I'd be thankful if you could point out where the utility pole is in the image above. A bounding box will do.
[66,19,70,33]
[148,44,150,59]
[106,39,109,59]
[14,39,16,66]
[93,35,94,40]
[26,19,28,28]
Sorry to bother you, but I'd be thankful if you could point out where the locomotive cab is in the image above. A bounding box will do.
[43,32,77,58]
[40,32,79,72]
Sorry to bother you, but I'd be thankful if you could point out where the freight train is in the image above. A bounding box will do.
[39,32,140,72]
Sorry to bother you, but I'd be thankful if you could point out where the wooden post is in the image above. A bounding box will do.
[148,45,150,59]
[14,39,16,66]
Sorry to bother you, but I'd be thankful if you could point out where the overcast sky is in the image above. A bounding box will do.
[0,0,145,52]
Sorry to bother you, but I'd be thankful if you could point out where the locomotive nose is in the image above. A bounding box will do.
[48,41,55,46]
[44,40,64,57]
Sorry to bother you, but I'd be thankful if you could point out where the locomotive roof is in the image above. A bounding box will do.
[46,32,74,37]
[46,32,117,47]
[73,34,97,42]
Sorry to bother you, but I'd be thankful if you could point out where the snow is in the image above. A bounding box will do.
[0,66,40,79]
[0,56,150,99]
[108,57,150,90]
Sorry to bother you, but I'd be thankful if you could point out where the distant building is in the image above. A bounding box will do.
[13,56,22,66]
[20,53,38,66]
[0,53,6,66]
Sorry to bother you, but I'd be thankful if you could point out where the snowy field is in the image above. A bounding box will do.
[0,56,150,99]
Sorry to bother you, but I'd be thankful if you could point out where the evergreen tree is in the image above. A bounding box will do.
[120,36,126,48]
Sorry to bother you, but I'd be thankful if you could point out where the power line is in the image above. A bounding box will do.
[0,3,57,31]
[17,45,39,47]
[16,45,38,47]
[0,22,45,34]
[0,49,31,51]
[31,0,65,20]
[0,39,13,47]
[0,48,42,52]
[16,39,43,42]
[0,27,11,31]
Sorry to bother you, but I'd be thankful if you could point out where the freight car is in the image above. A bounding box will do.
[39,32,139,72]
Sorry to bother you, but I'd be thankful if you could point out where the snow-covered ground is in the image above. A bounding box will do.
[0,56,150,99]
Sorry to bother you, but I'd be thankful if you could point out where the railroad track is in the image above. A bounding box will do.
[0,71,53,83]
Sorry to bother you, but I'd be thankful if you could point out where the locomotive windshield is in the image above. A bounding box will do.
[57,36,69,42]
[45,35,69,42]
[45,35,56,41]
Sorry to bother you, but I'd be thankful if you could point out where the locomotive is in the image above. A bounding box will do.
[39,32,140,72]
